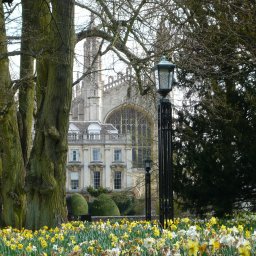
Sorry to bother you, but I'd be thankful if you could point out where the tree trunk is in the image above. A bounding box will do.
[25,0,75,229]
[0,1,26,228]
[18,0,36,166]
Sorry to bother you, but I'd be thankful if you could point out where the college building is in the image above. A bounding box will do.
[66,29,157,197]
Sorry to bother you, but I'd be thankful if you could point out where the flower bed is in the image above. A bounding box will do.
[0,213,256,255]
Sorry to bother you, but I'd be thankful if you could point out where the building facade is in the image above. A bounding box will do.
[66,19,157,196]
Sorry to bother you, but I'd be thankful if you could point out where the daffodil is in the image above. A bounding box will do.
[73,245,81,252]
[186,239,199,256]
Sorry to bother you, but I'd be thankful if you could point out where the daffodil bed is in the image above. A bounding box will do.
[0,214,256,255]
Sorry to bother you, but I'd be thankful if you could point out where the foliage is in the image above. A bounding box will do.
[87,186,110,197]
[171,1,256,216]
[90,194,120,216]
[127,198,145,216]
[111,192,134,215]
[110,192,150,216]
[69,193,88,216]
[0,213,256,255]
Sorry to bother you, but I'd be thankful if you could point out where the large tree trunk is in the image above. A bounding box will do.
[18,0,36,166]
[25,0,74,229]
[0,1,26,228]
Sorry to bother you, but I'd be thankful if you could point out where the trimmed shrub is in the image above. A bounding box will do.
[70,193,88,216]
[90,194,120,216]
[111,192,134,215]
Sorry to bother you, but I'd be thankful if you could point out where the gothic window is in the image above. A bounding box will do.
[114,171,122,190]
[106,105,152,168]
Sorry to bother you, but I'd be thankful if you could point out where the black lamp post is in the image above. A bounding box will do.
[153,56,175,228]
[144,159,152,221]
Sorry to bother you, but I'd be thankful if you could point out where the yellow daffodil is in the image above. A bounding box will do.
[88,246,94,253]
[10,244,17,250]
[182,217,190,224]
[209,217,217,226]
[186,239,199,256]
[122,232,129,240]
[26,243,33,253]
[245,230,251,239]
[152,226,160,237]
[73,245,81,252]
[238,245,251,256]
[41,239,48,248]
[171,224,177,231]
[17,243,23,250]
[238,225,244,233]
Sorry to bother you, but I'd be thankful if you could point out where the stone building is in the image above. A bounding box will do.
[66,19,157,197]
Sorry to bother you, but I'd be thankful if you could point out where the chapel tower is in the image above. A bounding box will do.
[82,13,103,122]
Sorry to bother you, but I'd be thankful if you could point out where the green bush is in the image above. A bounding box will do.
[90,194,120,216]
[87,186,110,197]
[127,198,145,215]
[70,193,88,216]
[111,192,134,215]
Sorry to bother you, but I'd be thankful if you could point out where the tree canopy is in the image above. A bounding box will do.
[172,0,256,216]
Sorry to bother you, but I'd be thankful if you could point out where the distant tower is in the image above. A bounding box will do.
[154,18,171,58]
[82,13,103,122]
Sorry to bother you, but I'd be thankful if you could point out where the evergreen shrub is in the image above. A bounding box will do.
[111,192,134,215]
[90,194,120,216]
[70,193,88,216]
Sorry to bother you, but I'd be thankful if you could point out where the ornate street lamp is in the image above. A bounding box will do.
[144,159,152,221]
[153,56,176,97]
[153,56,176,228]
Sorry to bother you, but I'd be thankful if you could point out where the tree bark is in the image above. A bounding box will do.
[25,0,74,229]
[18,0,36,166]
[0,1,26,228]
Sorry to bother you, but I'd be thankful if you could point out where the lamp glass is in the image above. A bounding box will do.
[144,159,152,169]
[153,56,175,97]
[159,68,171,90]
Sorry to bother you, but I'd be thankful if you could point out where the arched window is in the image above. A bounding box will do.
[106,105,153,168]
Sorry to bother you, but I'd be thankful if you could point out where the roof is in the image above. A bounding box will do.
[69,121,118,134]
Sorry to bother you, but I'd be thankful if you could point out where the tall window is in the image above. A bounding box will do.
[106,106,152,168]
[114,149,122,162]
[70,172,79,190]
[92,148,101,161]
[70,149,79,162]
[93,171,101,189]
[114,171,122,189]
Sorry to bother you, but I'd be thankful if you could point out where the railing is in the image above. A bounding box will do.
[68,133,131,145]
